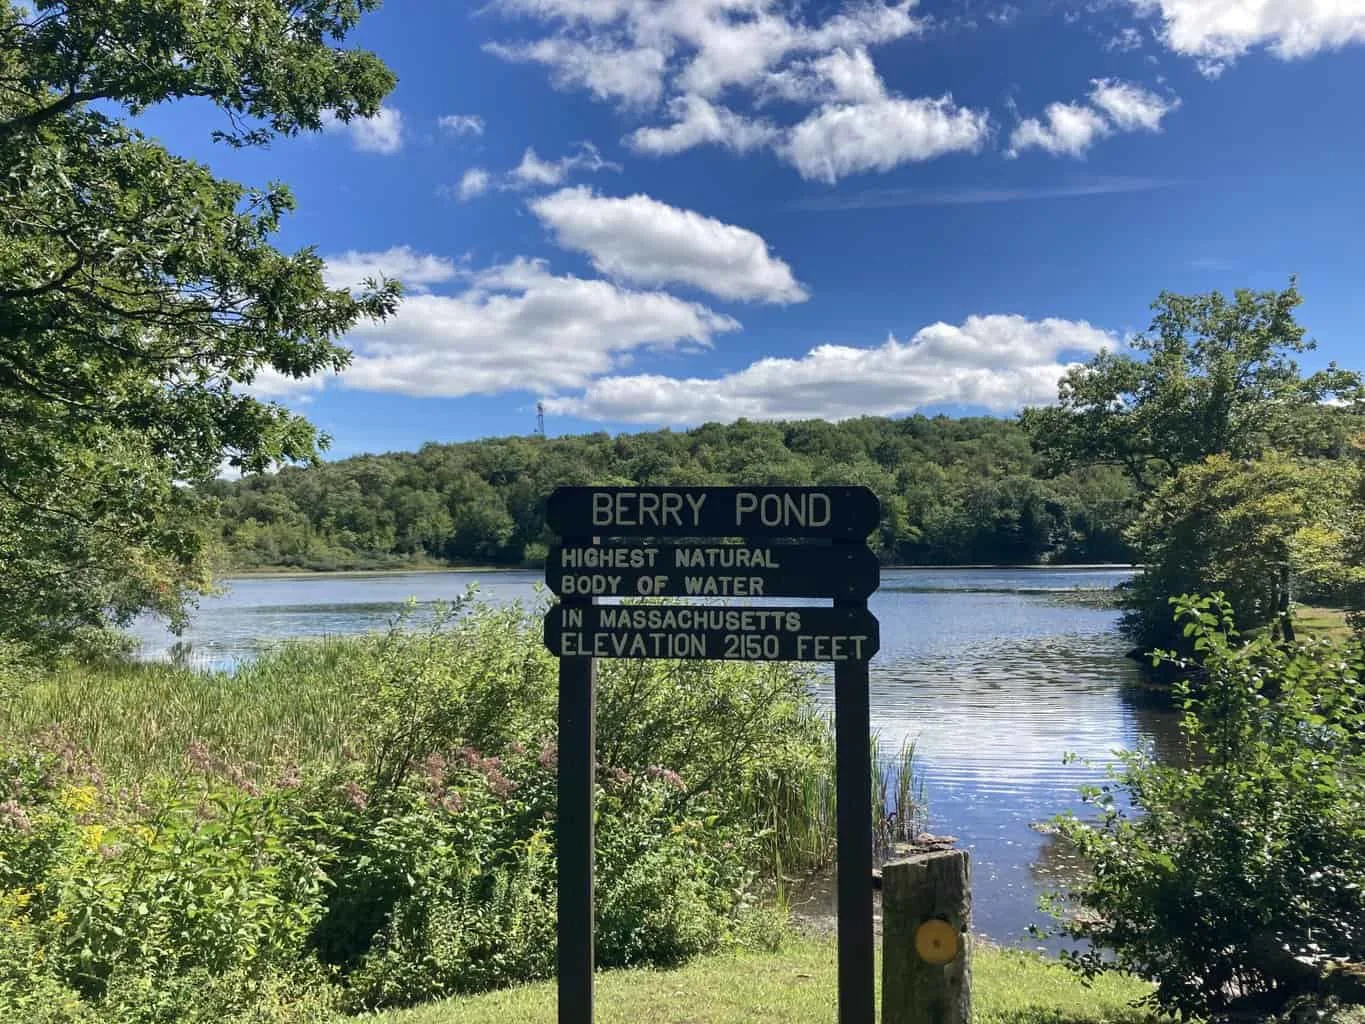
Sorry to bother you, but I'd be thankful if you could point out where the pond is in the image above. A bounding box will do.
[130,566,1174,951]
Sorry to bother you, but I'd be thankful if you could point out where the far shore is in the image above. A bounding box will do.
[221,562,1136,581]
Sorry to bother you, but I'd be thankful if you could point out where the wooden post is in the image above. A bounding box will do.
[834,641,875,1024]
[881,850,971,1024]
[557,595,596,1024]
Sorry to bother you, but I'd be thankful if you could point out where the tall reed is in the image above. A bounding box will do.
[741,727,927,880]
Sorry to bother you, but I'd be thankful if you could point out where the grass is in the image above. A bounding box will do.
[0,640,370,778]
[1294,604,1353,641]
[351,938,1162,1024]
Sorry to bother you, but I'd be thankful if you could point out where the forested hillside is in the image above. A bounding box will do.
[205,415,1137,570]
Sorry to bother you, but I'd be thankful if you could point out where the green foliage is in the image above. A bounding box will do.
[0,746,337,1023]
[210,416,1138,571]
[1023,281,1364,649]
[1051,595,1365,1018]
[0,1,400,656]
[0,601,844,1018]
[1123,452,1357,650]
[1024,280,1363,493]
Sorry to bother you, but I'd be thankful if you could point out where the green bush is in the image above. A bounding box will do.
[1,600,821,1018]
[1052,595,1365,1018]
[0,746,334,1023]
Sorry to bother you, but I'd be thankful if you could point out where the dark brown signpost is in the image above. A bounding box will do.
[543,486,881,1024]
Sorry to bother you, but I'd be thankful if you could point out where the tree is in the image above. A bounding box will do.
[1124,453,1355,649]
[1022,281,1362,494]
[1053,596,1365,1018]
[1022,282,1363,648]
[0,1,400,653]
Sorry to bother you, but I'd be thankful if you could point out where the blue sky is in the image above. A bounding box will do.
[135,0,1365,458]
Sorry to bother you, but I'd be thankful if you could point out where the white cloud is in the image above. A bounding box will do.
[324,246,459,293]
[626,94,780,155]
[336,258,740,398]
[1088,77,1179,130]
[484,37,669,106]
[1131,0,1365,66]
[782,94,991,183]
[438,114,486,135]
[484,1,957,178]
[506,142,622,188]
[762,47,887,105]
[322,106,404,154]
[240,366,334,400]
[1105,25,1145,51]
[529,186,807,303]
[1007,79,1177,158]
[1007,102,1110,158]
[544,314,1117,423]
[456,168,492,200]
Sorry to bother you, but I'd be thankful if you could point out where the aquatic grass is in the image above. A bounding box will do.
[741,729,927,881]
[872,734,927,858]
[0,638,373,780]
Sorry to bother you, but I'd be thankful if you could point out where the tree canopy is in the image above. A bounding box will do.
[0,0,399,654]
[206,415,1140,571]
[1023,281,1364,648]
[1022,281,1362,493]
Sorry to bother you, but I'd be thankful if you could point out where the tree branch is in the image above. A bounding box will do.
[0,88,97,137]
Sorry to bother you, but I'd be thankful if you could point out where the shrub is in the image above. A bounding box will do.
[0,746,334,1023]
[1,600,831,1018]
[1051,595,1365,1018]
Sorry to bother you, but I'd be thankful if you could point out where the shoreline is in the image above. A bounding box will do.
[220,564,531,580]
[221,562,1137,580]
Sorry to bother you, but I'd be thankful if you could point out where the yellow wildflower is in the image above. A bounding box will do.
[57,786,97,815]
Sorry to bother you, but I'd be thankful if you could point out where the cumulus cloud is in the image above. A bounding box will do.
[1007,102,1110,158]
[626,95,780,155]
[321,106,404,154]
[485,1,991,179]
[529,187,807,303]
[1088,78,1180,130]
[1008,78,1178,157]
[506,142,621,188]
[438,114,486,135]
[782,94,990,182]
[240,366,334,400]
[324,246,459,293]
[486,0,921,103]
[335,258,739,398]
[455,168,492,200]
[761,47,888,105]
[1130,0,1365,71]
[484,36,669,106]
[543,314,1117,423]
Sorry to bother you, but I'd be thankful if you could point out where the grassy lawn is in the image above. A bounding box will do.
[1294,605,1353,641]
[354,938,1161,1024]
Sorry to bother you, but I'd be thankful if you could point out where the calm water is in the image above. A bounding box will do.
[131,566,1172,949]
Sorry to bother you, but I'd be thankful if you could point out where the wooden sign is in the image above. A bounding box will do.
[544,482,880,1024]
[544,603,880,661]
[546,542,880,599]
[545,485,880,539]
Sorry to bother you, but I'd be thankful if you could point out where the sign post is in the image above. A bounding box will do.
[544,486,881,1024]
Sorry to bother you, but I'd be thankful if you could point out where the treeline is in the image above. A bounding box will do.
[204,416,1137,571]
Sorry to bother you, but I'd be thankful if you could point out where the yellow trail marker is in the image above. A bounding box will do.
[914,918,959,964]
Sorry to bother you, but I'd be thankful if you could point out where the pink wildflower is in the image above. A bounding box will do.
[341,781,368,811]
[186,741,213,772]
[0,799,31,834]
